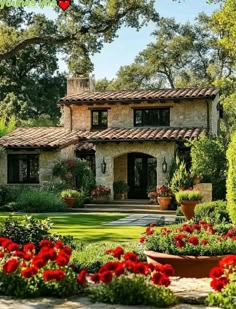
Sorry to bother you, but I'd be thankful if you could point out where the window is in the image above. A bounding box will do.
[8,154,39,184]
[91,110,108,129]
[134,108,170,127]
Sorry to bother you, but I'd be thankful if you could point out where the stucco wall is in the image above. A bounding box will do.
[63,99,219,133]
[114,154,128,183]
[0,145,76,186]
[95,141,175,198]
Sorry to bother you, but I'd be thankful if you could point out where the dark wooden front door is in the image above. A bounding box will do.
[128,153,157,199]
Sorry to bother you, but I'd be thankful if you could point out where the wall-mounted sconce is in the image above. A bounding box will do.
[101,157,106,174]
[162,157,167,173]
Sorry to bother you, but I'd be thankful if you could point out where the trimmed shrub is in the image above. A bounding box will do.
[16,190,66,213]
[227,132,236,224]
[195,201,230,224]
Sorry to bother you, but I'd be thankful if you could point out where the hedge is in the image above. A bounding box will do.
[226,131,236,224]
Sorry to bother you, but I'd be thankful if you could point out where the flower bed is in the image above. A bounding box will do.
[77,246,176,307]
[0,237,83,297]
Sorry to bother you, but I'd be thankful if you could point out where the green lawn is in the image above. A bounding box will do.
[0,212,145,243]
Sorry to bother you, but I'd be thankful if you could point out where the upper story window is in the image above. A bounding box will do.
[134,108,170,127]
[91,110,108,129]
[8,154,39,184]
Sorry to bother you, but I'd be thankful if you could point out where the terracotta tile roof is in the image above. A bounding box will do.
[82,127,206,143]
[0,127,206,149]
[76,142,95,152]
[0,127,83,149]
[58,87,219,104]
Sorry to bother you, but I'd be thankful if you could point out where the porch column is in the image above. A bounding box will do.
[95,153,114,199]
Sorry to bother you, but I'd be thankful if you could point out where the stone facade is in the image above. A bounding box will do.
[0,145,76,186]
[63,99,219,134]
[194,183,212,203]
[95,141,175,198]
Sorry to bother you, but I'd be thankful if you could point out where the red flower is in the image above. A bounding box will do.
[139,236,146,243]
[112,246,124,259]
[77,269,89,284]
[209,267,224,279]
[158,274,171,287]
[191,224,201,231]
[1,239,12,248]
[160,264,175,276]
[124,260,135,272]
[201,239,208,245]
[90,273,100,283]
[150,222,157,227]
[151,272,163,284]
[54,240,64,249]
[39,240,54,248]
[3,259,19,273]
[146,228,154,236]
[134,262,149,275]
[24,253,32,261]
[43,270,55,281]
[123,252,138,263]
[102,261,121,271]
[21,266,38,278]
[53,269,65,281]
[0,252,4,258]
[32,257,47,269]
[148,263,155,271]
[176,239,185,248]
[210,277,229,291]
[56,253,70,267]
[23,243,35,253]
[100,270,113,283]
[219,255,236,268]
[114,265,125,277]
[7,242,20,252]
[48,249,57,261]
[181,225,193,234]
[61,246,72,256]
[188,236,199,246]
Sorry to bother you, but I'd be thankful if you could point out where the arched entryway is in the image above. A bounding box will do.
[127,153,157,199]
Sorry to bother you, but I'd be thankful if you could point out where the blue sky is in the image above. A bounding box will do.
[28,0,220,79]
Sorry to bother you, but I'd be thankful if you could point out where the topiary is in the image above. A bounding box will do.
[195,201,230,224]
[226,132,236,224]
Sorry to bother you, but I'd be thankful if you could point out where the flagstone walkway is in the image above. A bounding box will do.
[104,214,185,226]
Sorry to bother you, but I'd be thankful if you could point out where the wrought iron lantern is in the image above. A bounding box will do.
[101,157,106,174]
[162,157,167,173]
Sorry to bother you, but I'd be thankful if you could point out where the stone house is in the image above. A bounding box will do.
[0,76,220,199]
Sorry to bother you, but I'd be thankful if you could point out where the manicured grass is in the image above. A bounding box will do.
[0,212,144,243]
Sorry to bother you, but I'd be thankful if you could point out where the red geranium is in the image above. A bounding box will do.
[139,236,146,243]
[55,253,70,266]
[210,277,229,291]
[188,236,199,246]
[160,264,175,276]
[77,269,89,284]
[32,256,47,269]
[114,265,125,277]
[210,266,224,279]
[3,259,19,273]
[23,243,35,253]
[100,270,113,283]
[134,262,149,275]
[21,266,38,278]
[90,273,100,283]
[123,252,138,263]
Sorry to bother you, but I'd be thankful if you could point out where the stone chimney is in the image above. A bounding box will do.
[67,74,95,96]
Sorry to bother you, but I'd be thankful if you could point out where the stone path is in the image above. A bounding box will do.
[104,214,185,226]
[0,277,217,309]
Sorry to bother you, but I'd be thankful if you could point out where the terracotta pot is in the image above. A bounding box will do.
[63,197,75,208]
[157,197,172,210]
[180,200,199,220]
[144,250,224,278]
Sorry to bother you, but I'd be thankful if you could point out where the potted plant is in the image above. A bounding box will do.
[91,185,111,203]
[142,221,236,278]
[175,189,202,220]
[156,185,172,210]
[113,180,129,200]
[60,189,80,208]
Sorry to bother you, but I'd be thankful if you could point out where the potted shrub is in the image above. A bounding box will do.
[91,185,111,203]
[175,189,202,220]
[60,189,80,208]
[113,181,129,200]
[156,185,172,210]
[142,221,236,278]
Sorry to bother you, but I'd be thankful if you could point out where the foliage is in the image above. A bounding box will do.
[60,189,81,199]
[206,254,236,308]
[0,237,81,297]
[0,115,15,137]
[73,191,87,208]
[169,157,192,193]
[91,185,111,198]
[80,247,176,307]
[156,185,172,197]
[189,134,226,200]
[143,221,236,256]
[53,158,95,193]
[113,181,129,194]
[71,242,146,274]
[175,190,202,203]
[16,190,66,213]
[195,201,230,224]
[0,215,52,246]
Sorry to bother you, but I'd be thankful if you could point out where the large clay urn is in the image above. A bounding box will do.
[157,197,172,210]
[180,200,199,220]
[63,197,75,208]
